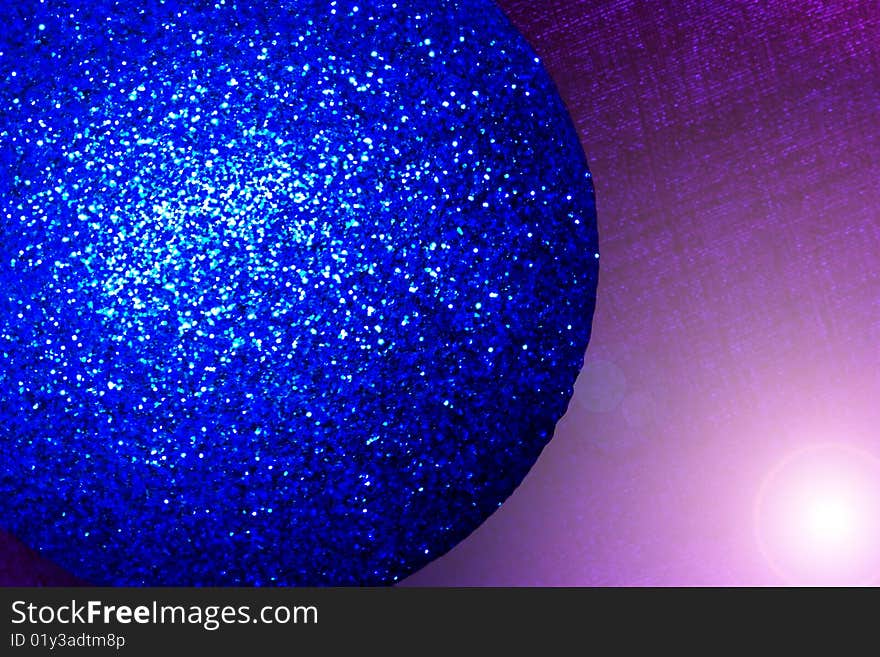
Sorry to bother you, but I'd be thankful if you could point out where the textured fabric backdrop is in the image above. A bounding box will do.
[406,0,880,586]
[4,0,880,585]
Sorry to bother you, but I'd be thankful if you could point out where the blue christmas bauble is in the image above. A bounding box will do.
[0,0,598,585]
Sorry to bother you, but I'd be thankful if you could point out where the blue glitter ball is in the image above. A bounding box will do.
[0,0,598,585]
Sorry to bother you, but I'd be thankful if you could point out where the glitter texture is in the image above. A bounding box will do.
[0,0,598,585]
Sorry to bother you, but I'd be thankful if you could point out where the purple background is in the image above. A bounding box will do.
[4,0,880,585]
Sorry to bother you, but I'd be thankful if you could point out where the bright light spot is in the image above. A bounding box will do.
[803,493,855,548]
[756,444,880,586]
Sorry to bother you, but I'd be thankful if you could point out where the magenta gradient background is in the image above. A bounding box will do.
[3,0,880,586]
[406,0,880,586]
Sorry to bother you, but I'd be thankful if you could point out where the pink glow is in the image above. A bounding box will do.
[755,444,880,586]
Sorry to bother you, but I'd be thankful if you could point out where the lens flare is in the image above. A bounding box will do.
[755,444,880,586]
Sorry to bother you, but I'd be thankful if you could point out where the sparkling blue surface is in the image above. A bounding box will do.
[0,0,598,585]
